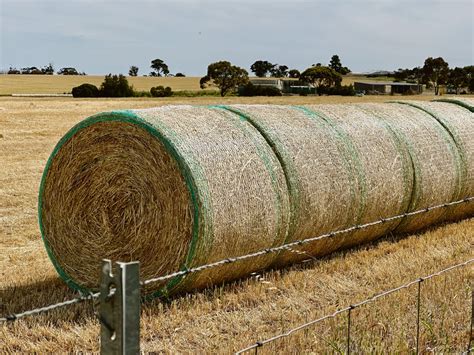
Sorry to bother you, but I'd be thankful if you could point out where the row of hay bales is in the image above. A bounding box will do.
[39,99,474,296]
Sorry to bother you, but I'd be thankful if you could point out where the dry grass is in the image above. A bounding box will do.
[1,74,390,95]
[0,97,473,353]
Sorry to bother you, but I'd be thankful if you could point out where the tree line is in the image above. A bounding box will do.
[12,55,473,98]
[391,57,473,95]
[7,64,86,75]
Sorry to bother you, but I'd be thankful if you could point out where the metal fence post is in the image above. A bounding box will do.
[99,259,140,355]
[415,278,423,355]
[468,289,474,353]
[347,306,353,355]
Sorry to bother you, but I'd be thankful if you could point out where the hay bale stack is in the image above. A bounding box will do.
[39,103,474,296]
[40,106,290,295]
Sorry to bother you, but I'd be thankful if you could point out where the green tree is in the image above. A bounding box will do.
[464,65,474,93]
[300,66,342,92]
[128,66,139,76]
[329,55,351,75]
[270,64,289,78]
[288,69,300,78]
[422,57,449,95]
[175,72,186,77]
[150,58,169,77]
[150,85,173,97]
[250,60,274,77]
[41,63,54,75]
[100,74,134,97]
[200,61,249,97]
[394,68,411,82]
[447,67,467,94]
[72,83,100,97]
[58,67,79,75]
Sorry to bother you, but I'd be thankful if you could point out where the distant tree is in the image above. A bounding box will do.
[58,67,80,75]
[41,63,54,75]
[100,74,134,97]
[150,85,173,97]
[250,60,274,77]
[128,66,139,76]
[175,72,186,77]
[72,83,100,97]
[270,64,289,78]
[447,67,467,94]
[300,66,342,93]
[422,57,449,95]
[21,66,42,74]
[7,67,20,74]
[150,58,169,77]
[288,69,300,78]
[411,67,423,84]
[464,65,474,93]
[200,61,249,96]
[329,55,351,75]
[393,68,411,81]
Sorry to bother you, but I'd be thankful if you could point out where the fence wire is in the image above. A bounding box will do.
[235,257,474,354]
[0,292,99,323]
[142,197,473,286]
[1,197,472,328]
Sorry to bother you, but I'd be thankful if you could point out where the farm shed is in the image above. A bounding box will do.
[249,78,284,91]
[39,102,474,296]
[354,81,422,94]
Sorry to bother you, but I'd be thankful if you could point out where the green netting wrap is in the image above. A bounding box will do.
[39,104,474,296]
[433,98,474,112]
[395,101,474,220]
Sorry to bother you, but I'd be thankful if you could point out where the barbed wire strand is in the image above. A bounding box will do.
[142,197,473,286]
[1,197,472,324]
[0,292,99,323]
[235,257,474,354]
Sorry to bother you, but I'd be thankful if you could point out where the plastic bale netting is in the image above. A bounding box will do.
[39,106,290,296]
[39,104,474,296]
[304,104,414,247]
[395,101,474,220]
[352,102,462,233]
[219,105,367,265]
[433,97,474,112]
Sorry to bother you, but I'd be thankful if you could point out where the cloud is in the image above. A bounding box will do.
[1,0,472,74]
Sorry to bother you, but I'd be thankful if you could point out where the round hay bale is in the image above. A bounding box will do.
[220,105,364,264]
[304,104,413,246]
[39,106,290,295]
[395,101,474,220]
[434,98,474,112]
[40,104,474,296]
[355,102,462,232]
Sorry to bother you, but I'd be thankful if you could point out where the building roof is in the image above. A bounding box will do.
[354,81,420,86]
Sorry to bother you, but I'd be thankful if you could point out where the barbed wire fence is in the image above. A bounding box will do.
[1,197,473,354]
[236,258,474,354]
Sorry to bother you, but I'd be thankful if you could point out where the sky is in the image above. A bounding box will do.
[1,0,473,76]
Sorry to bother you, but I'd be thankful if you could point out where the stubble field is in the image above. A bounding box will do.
[0,74,394,95]
[0,95,473,352]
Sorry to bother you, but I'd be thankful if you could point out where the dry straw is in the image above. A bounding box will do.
[396,100,474,220]
[39,103,474,296]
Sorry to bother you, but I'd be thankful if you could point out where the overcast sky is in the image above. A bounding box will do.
[1,0,472,75]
